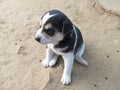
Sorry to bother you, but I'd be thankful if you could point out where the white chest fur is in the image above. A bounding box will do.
[48,44,65,55]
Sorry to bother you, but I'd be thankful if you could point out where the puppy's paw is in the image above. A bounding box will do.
[49,60,56,67]
[79,58,88,66]
[42,59,49,68]
[61,74,71,85]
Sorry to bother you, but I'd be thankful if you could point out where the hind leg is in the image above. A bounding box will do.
[75,43,88,66]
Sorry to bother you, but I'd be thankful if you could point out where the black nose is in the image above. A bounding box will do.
[35,37,41,42]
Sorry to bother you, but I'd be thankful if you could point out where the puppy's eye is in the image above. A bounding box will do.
[45,28,55,36]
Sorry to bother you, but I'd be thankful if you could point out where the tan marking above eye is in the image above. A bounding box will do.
[44,23,52,30]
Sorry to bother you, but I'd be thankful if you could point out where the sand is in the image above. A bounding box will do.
[0,0,120,90]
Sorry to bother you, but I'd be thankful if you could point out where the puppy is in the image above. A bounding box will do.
[35,10,88,85]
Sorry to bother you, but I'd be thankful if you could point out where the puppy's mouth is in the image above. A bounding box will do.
[40,40,48,45]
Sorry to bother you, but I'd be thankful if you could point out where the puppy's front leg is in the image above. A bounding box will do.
[61,52,74,85]
[42,47,54,68]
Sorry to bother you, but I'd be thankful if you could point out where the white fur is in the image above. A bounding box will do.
[49,54,59,67]
[42,48,54,68]
[72,26,78,52]
[47,32,64,44]
[42,46,59,67]
[41,13,57,25]
[61,52,74,84]
[48,44,67,55]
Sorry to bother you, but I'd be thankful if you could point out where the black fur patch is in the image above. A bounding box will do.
[44,27,56,36]
[55,26,83,53]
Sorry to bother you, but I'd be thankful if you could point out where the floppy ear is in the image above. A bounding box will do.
[62,19,73,35]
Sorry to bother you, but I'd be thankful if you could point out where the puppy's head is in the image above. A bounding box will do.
[35,10,73,44]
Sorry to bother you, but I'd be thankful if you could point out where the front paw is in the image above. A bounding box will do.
[49,60,56,67]
[61,74,71,85]
[42,59,49,68]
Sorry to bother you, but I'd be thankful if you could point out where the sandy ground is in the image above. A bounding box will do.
[98,0,120,17]
[0,0,120,90]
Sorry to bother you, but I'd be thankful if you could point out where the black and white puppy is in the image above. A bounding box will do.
[35,10,88,85]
